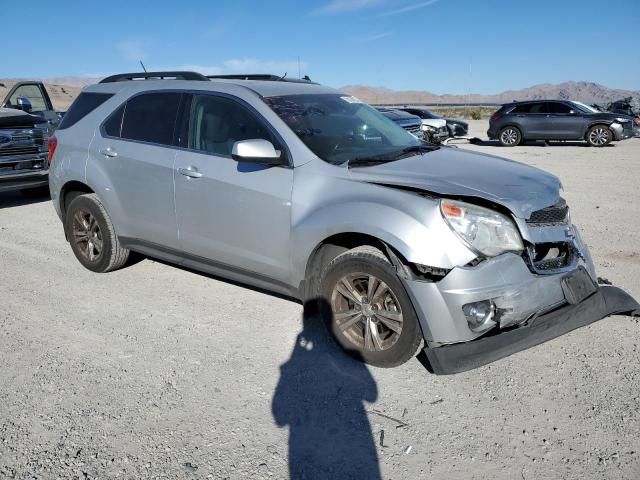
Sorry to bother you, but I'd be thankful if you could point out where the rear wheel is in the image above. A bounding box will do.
[498,126,522,146]
[64,193,129,273]
[586,125,612,147]
[318,246,422,368]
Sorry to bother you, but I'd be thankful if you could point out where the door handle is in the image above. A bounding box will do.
[178,167,203,179]
[99,148,118,158]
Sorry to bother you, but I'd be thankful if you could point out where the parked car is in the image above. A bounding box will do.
[376,107,425,140]
[49,71,638,372]
[400,107,468,138]
[488,100,635,147]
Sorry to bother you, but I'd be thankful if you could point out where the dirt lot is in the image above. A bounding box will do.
[1,120,639,479]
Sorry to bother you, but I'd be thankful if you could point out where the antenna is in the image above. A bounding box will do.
[139,61,148,73]
[298,56,301,79]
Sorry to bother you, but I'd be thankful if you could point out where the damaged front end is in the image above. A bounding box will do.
[402,197,640,375]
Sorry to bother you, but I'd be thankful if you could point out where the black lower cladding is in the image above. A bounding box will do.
[424,286,639,375]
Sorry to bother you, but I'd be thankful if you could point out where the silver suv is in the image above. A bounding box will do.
[49,71,638,372]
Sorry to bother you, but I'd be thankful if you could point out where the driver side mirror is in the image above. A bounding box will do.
[231,139,283,165]
[16,96,33,113]
[568,109,576,115]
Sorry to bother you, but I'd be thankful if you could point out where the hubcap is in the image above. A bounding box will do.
[72,209,103,262]
[330,273,403,352]
[589,128,609,146]
[501,128,518,145]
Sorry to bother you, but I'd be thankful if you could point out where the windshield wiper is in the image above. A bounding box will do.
[348,144,439,167]
[348,156,393,167]
[393,144,440,158]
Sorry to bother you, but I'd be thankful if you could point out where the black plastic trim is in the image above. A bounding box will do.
[423,286,640,375]
[100,71,209,83]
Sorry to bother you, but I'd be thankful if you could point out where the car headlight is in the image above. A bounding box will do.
[421,124,436,132]
[440,199,524,257]
[615,117,630,123]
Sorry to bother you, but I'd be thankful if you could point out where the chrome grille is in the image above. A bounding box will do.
[526,199,569,226]
[403,124,422,135]
[0,127,47,157]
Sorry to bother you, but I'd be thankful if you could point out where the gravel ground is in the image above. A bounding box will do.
[1,120,639,479]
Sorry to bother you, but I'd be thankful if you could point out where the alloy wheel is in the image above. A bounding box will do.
[500,128,519,145]
[72,209,103,262]
[330,272,403,352]
[589,127,610,146]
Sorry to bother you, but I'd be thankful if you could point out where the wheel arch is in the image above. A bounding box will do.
[584,121,614,138]
[59,180,95,216]
[301,232,416,302]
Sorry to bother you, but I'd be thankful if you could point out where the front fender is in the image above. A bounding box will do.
[290,196,477,286]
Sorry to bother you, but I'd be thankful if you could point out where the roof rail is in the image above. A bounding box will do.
[207,74,317,84]
[99,71,209,83]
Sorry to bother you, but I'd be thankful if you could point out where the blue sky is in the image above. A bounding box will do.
[3,0,639,94]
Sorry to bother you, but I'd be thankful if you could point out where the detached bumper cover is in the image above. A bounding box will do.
[424,285,639,375]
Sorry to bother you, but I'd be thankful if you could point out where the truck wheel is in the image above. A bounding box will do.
[318,246,422,368]
[586,125,612,147]
[20,186,50,198]
[64,193,129,273]
[498,126,522,146]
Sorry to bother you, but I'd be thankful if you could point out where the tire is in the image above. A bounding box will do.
[498,126,522,147]
[64,193,130,273]
[318,246,422,368]
[20,186,50,198]
[586,125,613,147]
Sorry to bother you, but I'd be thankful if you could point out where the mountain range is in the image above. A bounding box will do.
[1,78,637,111]
[343,81,639,106]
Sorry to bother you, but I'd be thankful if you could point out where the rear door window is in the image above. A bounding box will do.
[120,92,182,146]
[547,102,572,114]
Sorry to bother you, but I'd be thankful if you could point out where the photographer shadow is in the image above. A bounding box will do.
[272,301,381,480]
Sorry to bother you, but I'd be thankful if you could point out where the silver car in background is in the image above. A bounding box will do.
[48,71,639,372]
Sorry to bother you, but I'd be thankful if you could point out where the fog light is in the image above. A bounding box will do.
[462,300,496,333]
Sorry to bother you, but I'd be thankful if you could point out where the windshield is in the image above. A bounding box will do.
[571,101,599,113]
[420,109,440,119]
[264,94,422,165]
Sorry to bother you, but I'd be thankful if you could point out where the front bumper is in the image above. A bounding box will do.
[0,152,49,192]
[0,170,49,193]
[423,285,639,374]
[425,127,450,144]
[402,225,638,373]
[611,122,634,141]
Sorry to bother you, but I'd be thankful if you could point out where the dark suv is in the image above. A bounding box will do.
[488,100,634,147]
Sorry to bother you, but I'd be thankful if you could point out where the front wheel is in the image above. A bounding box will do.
[586,125,613,147]
[498,126,522,146]
[318,246,422,368]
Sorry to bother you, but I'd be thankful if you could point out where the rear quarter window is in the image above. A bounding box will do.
[58,92,113,130]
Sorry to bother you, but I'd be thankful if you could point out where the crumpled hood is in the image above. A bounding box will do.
[421,118,447,129]
[348,146,561,219]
